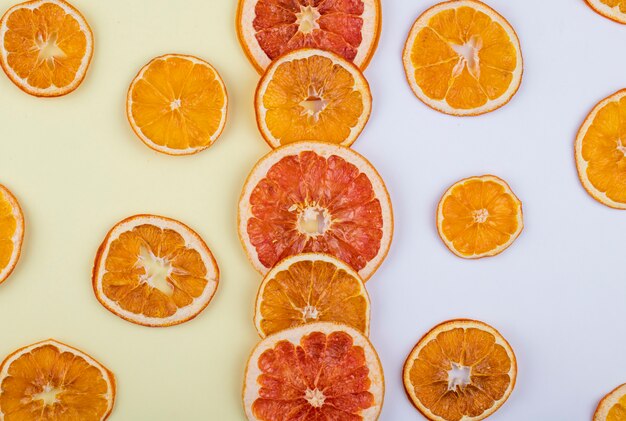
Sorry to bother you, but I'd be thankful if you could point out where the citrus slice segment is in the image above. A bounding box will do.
[92,215,219,327]
[437,175,523,259]
[402,0,522,116]
[126,54,228,156]
[595,384,626,420]
[243,322,384,420]
[0,0,94,97]
[403,319,517,421]
[0,184,24,285]
[0,339,115,420]
[586,0,626,24]
[237,0,381,73]
[238,141,393,281]
[255,48,371,148]
[254,253,370,338]
[575,89,626,209]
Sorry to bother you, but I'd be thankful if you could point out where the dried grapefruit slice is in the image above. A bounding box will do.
[255,48,371,148]
[595,384,626,420]
[586,0,626,24]
[0,184,24,285]
[575,89,626,209]
[92,215,219,327]
[243,322,384,420]
[0,0,94,97]
[238,141,393,281]
[0,339,115,420]
[403,319,517,421]
[437,175,523,259]
[254,253,370,338]
[237,0,381,73]
[126,54,228,156]
[402,0,522,116]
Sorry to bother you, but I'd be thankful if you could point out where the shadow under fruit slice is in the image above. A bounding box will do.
[403,319,517,421]
[243,322,384,421]
[92,214,219,327]
[238,141,393,281]
[594,384,626,420]
[254,253,370,338]
[0,184,24,285]
[585,0,626,24]
[0,0,94,97]
[0,339,115,420]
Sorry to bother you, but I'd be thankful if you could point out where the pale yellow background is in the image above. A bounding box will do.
[0,0,265,419]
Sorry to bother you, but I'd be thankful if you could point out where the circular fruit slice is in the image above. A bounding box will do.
[126,54,228,156]
[403,0,523,116]
[254,253,370,338]
[0,339,115,420]
[255,48,372,148]
[236,0,381,73]
[0,184,24,285]
[586,0,626,24]
[575,89,626,209]
[437,175,523,259]
[238,141,393,281]
[243,322,384,420]
[403,319,517,421]
[93,215,219,327]
[595,384,626,420]
[0,0,94,97]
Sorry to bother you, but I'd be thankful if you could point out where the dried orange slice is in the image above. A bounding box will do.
[403,0,522,116]
[92,215,219,327]
[437,175,523,259]
[0,0,94,97]
[575,89,626,209]
[0,184,24,285]
[254,253,370,338]
[595,384,626,420]
[236,0,381,73]
[238,141,393,281]
[0,339,115,420]
[586,0,626,24]
[255,48,371,148]
[126,54,228,156]
[403,319,517,421]
[243,322,384,420]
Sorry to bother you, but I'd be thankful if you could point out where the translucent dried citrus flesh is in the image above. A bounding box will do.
[127,54,228,155]
[403,0,522,116]
[256,49,371,147]
[255,253,370,337]
[0,185,23,285]
[437,175,523,259]
[403,320,516,421]
[595,384,626,421]
[0,340,115,421]
[608,395,626,420]
[0,0,93,97]
[586,0,626,24]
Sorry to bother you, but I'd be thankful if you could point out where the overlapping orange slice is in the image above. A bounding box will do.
[595,384,626,420]
[586,0,626,24]
[0,184,24,285]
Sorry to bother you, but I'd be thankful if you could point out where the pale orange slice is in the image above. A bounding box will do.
[0,339,115,420]
[238,141,393,281]
[437,175,523,259]
[0,184,24,285]
[243,322,384,420]
[92,215,219,327]
[586,0,626,24]
[595,384,626,420]
[127,54,228,156]
[0,0,94,97]
[575,89,626,209]
[403,0,523,116]
[237,0,381,73]
[254,253,370,338]
[255,48,371,148]
[403,319,517,421]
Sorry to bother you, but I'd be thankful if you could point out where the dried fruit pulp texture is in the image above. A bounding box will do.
[0,193,17,270]
[248,151,383,273]
[0,345,109,420]
[412,6,517,109]
[608,395,626,421]
[102,224,208,318]
[253,331,374,420]
[263,54,364,145]
[599,0,626,12]
[408,328,512,421]
[260,259,368,334]
[253,0,365,63]
[3,3,87,89]
[130,57,226,149]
